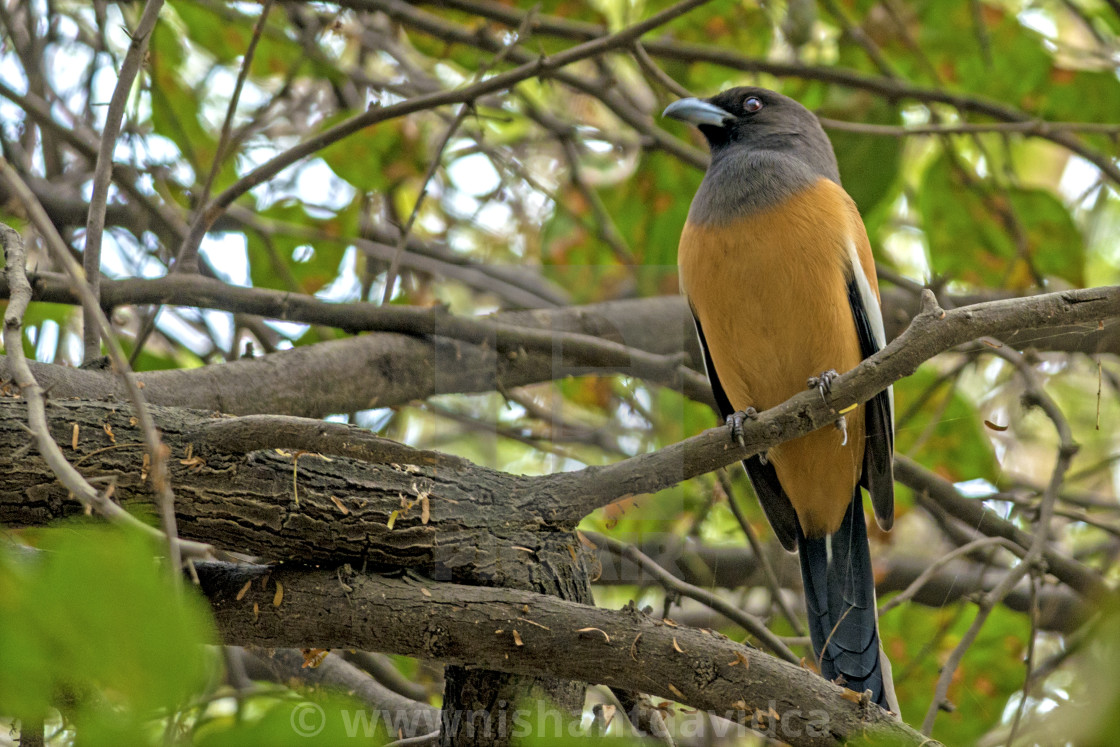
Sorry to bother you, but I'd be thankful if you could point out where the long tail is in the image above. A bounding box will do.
[797,492,893,709]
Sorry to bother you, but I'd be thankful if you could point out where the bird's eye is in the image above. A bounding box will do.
[743,96,763,114]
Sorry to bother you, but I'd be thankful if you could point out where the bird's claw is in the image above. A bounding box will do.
[835,415,848,446]
[725,408,758,448]
[807,369,839,396]
[808,369,840,408]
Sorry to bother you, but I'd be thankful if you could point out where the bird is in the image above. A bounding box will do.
[663,86,898,711]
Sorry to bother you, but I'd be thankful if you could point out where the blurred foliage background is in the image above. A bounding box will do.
[1,0,1119,744]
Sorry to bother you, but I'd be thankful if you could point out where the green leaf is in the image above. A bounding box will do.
[918,154,1084,287]
[876,601,1028,745]
[194,696,374,746]
[318,114,421,193]
[0,527,216,722]
[246,201,349,293]
[818,88,903,216]
[894,364,997,483]
[148,56,216,173]
[169,1,340,83]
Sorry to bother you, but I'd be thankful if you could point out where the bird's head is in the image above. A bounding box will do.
[663,87,838,182]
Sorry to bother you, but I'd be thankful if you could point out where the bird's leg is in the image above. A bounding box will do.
[808,369,848,445]
[725,408,758,448]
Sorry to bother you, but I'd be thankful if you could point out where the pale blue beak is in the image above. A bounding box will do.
[662,98,731,127]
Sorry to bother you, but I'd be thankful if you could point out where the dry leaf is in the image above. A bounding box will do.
[330,495,350,515]
[663,618,678,627]
[252,602,259,620]
[180,456,205,470]
[512,630,523,647]
[129,416,138,426]
[577,627,610,643]
[71,423,79,450]
[420,587,431,597]
[387,510,399,529]
[839,689,862,704]
[726,650,750,668]
[731,700,747,711]
[420,495,430,524]
[672,637,684,654]
[984,419,1008,432]
[516,617,550,630]
[273,581,284,607]
[668,683,684,698]
[102,422,115,443]
[236,580,252,601]
[301,648,329,668]
[136,380,145,389]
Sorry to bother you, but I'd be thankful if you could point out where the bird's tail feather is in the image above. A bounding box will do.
[798,492,893,709]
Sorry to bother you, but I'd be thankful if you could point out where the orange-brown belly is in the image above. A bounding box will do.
[678,180,865,537]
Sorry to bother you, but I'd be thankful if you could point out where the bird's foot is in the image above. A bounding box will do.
[808,369,841,413]
[725,408,758,449]
[807,369,840,398]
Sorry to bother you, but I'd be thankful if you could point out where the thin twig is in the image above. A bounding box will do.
[193,0,275,241]
[920,344,1078,734]
[382,8,535,304]
[81,0,165,364]
[173,0,716,270]
[716,470,805,636]
[1006,572,1040,745]
[421,0,1120,184]
[630,41,692,99]
[587,532,800,663]
[878,537,1021,616]
[818,117,1120,138]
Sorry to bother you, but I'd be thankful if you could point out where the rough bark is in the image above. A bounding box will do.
[2,281,1116,420]
[196,562,931,747]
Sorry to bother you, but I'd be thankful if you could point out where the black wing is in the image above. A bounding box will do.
[846,276,894,530]
[691,309,799,550]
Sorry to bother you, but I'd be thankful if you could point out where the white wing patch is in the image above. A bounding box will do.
[846,239,895,420]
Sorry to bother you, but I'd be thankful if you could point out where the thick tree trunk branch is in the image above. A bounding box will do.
[0,286,708,417]
[2,287,1112,588]
[195,562,932,747]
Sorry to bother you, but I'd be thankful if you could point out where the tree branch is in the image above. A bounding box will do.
[82,0,164,364]
[173,0,716,270]
[195,562,932,747]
